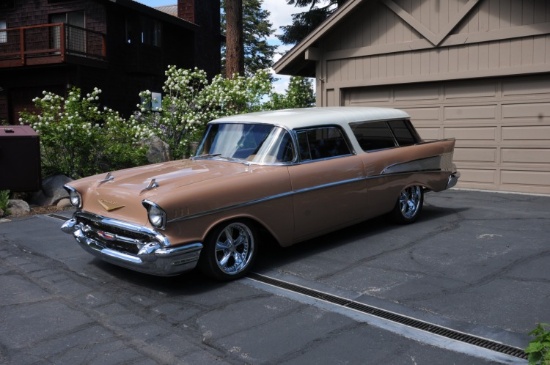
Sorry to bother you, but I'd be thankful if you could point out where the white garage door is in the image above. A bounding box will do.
[344,74,550,195]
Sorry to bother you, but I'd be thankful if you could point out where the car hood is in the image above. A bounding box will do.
[69,159,263,222]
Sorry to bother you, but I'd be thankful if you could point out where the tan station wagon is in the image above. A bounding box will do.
[61,107,459,280]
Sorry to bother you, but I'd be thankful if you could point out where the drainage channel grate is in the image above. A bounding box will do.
[248,272,527,360]
[48,213,71,221]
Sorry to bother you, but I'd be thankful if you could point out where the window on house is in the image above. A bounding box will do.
[50,11,85,53]
[126,16,161,46]
[296,126,352,161]
[0,1,15,10]
[0,20,6,43]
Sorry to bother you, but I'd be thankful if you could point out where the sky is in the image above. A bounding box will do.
[134,0,299,93]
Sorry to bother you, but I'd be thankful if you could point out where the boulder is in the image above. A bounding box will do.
[8,199,30,216]
[140,136,171,164]
[56,198,72,210]
[30,175,73,207]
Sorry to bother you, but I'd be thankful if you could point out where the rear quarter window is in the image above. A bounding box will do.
[350,119,420,152]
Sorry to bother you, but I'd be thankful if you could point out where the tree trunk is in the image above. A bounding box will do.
[225,0,244,79]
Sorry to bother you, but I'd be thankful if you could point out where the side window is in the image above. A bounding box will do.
[296,126,351,161]
[350,121,396,151]
[388,120,420,146]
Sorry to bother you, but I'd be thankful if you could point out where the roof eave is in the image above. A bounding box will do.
[273,0,366,76]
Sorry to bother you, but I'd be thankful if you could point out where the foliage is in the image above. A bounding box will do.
[526,323,550,365]
[136,66,272,159]
[19,88,152,179]
[266,77,316,109]
[278,0,348,45]
[0,190,9,217]
[221,0,276,78]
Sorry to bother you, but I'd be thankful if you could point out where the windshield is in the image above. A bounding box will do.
[195,123,295,164]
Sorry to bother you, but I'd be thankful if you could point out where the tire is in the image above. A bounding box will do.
[199,220,257,281]
[392,185,424,224]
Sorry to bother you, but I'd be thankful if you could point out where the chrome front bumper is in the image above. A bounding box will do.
[61,212,202,276]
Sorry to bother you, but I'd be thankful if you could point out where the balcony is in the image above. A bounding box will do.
[0,23,106,68]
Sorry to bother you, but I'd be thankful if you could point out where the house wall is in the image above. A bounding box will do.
[0,0,219,123]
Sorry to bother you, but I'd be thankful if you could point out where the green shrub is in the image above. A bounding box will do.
[20,88,152,179]
[0,190,9,217]
[526,323,550,365]
[136,67,272,159]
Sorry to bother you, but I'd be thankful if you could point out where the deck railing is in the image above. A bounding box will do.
[0,23,106,67]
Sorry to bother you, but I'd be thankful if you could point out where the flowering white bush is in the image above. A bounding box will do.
[20,88,153,178]
[136,66,272,159]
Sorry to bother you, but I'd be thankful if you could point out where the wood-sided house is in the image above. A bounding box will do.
[274,0,550,195]
[0,0,220,123]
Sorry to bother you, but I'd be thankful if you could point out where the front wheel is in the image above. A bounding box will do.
[391,185,424,224]
[199,220,257,281]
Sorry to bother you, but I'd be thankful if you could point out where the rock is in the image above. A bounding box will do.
[56,198,72,210]
[30,175,73,207]
[140,136,171,163]
[8,199,30,216]
[0,208,4,217]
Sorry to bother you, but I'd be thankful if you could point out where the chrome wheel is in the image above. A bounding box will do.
[200,221,257,280]
[393,185,423,224]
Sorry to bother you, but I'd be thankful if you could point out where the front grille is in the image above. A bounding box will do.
[75,215,151,255]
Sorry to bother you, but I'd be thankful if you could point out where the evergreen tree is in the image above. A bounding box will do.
[278,0,348,45]
[224,0,244,78]
[222,0,276,77]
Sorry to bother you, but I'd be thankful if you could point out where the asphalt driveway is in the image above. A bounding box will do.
[1,189,548,364]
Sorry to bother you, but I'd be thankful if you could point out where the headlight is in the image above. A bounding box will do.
[142,200,166,230]
[64,186,82,208]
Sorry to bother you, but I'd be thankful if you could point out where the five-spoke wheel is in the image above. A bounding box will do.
[199,221,257,281]
[392,185,424,224]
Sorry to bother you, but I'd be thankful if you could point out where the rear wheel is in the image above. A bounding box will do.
[392,185,424,224]
[199,220,257,281]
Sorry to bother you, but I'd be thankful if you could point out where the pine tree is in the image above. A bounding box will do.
[278,0,348,45]
[222,0,276,77]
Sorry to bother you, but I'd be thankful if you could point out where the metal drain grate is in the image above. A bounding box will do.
[248,272,527,360]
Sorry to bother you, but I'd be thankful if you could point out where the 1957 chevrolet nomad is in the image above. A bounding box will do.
[61,107,459,280]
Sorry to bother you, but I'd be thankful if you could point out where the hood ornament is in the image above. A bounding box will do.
[140,178,159,194]
[98,199,125,212]
[98,172,114,185]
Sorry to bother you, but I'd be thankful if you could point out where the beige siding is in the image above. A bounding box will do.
[343,75,550,195]
[320,0,550,92]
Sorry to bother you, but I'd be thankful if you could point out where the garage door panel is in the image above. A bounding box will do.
[502,103,550,119]
[454,148,497,163]
[445,81,497,99]
[444,105,497,120]
[394,85,440,101]
[501,149,550,164]
[502,76,550,97]
[502,126,550,140]
[458,169,496,184]
[404,107,440,121]
[501,170,550,186]
[416,127,441,140]
[444,127,497,140]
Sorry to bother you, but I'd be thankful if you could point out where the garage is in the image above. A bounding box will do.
[343,74,550,194]
[274,0,550,195]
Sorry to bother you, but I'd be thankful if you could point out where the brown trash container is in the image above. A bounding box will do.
[0,126,41,191]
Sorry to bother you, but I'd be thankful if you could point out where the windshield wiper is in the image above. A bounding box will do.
[192,153,222,160]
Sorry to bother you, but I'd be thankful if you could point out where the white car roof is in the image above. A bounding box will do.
[210,107,410,130]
